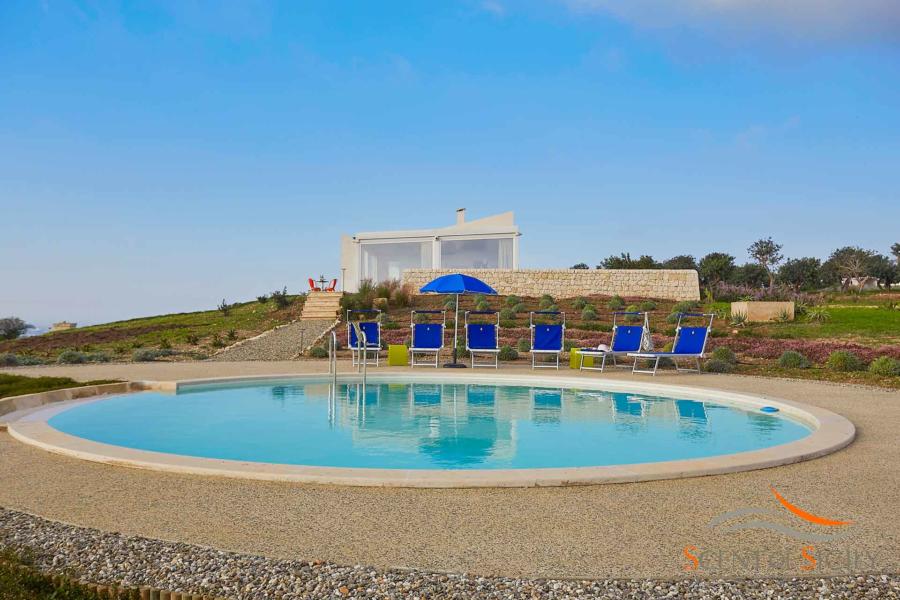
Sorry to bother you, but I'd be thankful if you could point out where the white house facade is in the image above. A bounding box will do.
[340,209,520,292]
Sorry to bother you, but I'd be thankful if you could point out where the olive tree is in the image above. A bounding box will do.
[748,237,784,289]
[0,317,34,340]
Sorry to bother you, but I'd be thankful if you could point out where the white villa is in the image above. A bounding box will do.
[340,209,521,292]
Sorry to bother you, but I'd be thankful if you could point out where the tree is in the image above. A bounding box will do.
[661,255,698,271]
[571,262,589,269]
[822,246,875,290]
[868,254,899,289]
[698,252,736,288]
[730,263,769,288]
[0,317,34,340]
[778,257,823,291]
[747,237,784,289]
[891,242,900,267]
[598,253,660,269]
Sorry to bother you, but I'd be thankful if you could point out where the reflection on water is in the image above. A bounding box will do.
[47,381,811,470]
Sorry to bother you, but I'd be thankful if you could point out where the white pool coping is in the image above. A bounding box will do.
[4,372,856,488]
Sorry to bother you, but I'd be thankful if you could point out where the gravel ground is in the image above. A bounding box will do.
[210,320,334,361]
[1,508,897,600]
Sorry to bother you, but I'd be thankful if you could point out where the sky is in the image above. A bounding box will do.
[2,0,899,327]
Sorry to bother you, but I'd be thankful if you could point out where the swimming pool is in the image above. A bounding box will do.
[44,377,812,471]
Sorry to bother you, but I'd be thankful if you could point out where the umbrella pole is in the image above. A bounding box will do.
[443,292,466,368]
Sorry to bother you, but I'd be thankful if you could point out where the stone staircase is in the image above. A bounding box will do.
[300,291,343,320]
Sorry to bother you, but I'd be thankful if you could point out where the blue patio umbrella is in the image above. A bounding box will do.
[419,274,498,368]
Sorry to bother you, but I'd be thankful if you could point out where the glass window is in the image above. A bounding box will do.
[361,241,432,283]
[440,238,510,269]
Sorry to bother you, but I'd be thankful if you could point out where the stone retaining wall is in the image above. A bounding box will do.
[402,269,700,301]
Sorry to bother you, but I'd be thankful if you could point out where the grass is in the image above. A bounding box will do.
[0,296,305,361]
[0,374,119,400]
[753,306,900,344]
[0,549,106,600]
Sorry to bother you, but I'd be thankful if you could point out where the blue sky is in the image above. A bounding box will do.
[2,0,899,326]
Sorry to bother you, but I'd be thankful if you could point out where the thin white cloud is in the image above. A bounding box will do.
[481,0,506,17]
[562,0,900,43]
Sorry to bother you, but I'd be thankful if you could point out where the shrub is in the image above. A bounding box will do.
[624,305,641,322]
[671,301,699,314]
[805,306,831,323]
[499,308,516,320]
[308,346,329,359]
[825,350,864,372]
[572,297,588,310]
[517,338,530,352]
[159,338,172,350]
[730,312,748,327]
[607,295,625,310]
[87,352,111,363]
[0,353,20,367]
[475,299,491,311]
[869,356,900,377]
[390,284,412,308]
[543,304,559,313]
[775,309,793,323]
[256,294,269,304]
[581,307,598,321]
[704,359,735,373]
[513,302,527,313]
[710,346,737,364]
[539,296,555,310]
[186,334,199,345]
[639,300,657,311]
[271,286,292,309]
[778,351,811,369]
[563,340,577,352]
[226,329,238,341]
[210,333,225,348]
[217,298,231,316]
[500,320,518,329]
[0,317,34,340]
[133,349,159,362]
[498,345,519,361]
[443,296,457,309]
[540,293,554,304]
[57,350,88,364]
[505,295,521,307]
[666,312,681,325]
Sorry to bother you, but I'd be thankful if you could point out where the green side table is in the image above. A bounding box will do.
[569,348,595,369]
[387,344,409,366]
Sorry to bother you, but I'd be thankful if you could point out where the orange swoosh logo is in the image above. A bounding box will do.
[771,487,852,527]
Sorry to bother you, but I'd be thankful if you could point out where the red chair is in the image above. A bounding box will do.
[325,278,337,292]
[308,278,321,292]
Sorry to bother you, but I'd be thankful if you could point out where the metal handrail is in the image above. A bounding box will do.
[352,322,368,387]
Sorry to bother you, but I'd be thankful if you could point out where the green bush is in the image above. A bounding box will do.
[607,295,625,310]
[57,350,88,364]
[805,306,831,323]
[572,297,588,310]
[704,359,734,373]
[539,295,555,310]
[498,345,519,361]
[256,294,269,304]
[671,300,699,314]
[638,300,657,311]
[475,299,491,311]
[226,329,238,341]
[500,319,518,329]
[186,334,199,345]
[308,346,329,359]
[709,346,737,364]
[581,306,598,321]
[868,356,900,376]
[624,305,641,322]
[159,338,172,350]
[517,338,530,352]
[505,295,521,307]
[825,350,864,372]
[86,352,111,363]
[666,312,681,324]
[563,340,577,352]
[543,304,559,313]
[0,353,19,367]
[499,307,517,320]
[210,333,225,348]
[271,286,292,309]
[777,351,811,369]
[513,302,527,313]
[132,349,160,362]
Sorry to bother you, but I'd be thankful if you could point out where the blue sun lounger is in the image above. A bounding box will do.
[409,310,445,367]
[530,311,565,369]
[628,313,715,375]
[465,310,500,369]
[347,309,381,367]
[579,312,649,372]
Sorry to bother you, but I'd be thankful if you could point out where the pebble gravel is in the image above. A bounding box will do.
[210,320,334,361]
[1,508,897,599]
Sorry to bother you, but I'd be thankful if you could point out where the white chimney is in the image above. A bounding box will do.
[456,208,466,225]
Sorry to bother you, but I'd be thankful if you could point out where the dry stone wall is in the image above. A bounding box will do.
[402,269,700,301]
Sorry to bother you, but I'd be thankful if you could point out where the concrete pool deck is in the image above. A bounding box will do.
[1,360,898,580]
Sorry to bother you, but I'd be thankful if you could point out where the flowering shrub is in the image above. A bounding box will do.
[709,338,900,364]
[713,282,823,305]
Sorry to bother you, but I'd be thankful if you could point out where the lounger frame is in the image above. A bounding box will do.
[530,311,565,370]
[347,309,382,367]
[465,310,500,369]
[409,310,446,368]
[579,312,649,372]
[629,313,715,375]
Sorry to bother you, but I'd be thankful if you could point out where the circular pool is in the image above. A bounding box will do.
[7,374,855,487]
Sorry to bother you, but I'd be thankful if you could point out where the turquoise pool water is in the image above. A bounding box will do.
[48,380,811,470]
